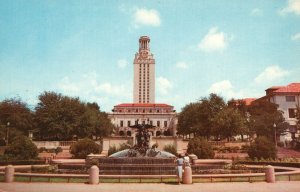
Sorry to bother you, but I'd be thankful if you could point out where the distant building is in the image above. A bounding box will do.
[260,83,300,140]
[109,36,177,137]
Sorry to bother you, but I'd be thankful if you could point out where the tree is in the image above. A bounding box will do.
[4,136,38,160]
[0,99,34,136]
[70,138,101,158]
[35,92,85,140]
[247,99,286,139]
[76,103,114,139]
[177,94,225,138]
[296,105,300,132]
[187,137,214,159]
[212,106,246,141]
[35,92,114,140]
[248,136,277,159]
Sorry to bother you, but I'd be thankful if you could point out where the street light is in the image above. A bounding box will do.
[273,123,277,147]
[6,122,10,146]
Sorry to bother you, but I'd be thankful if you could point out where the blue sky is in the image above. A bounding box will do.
[0,0,300,112]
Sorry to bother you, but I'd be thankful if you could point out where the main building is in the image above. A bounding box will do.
[109,36,177,137]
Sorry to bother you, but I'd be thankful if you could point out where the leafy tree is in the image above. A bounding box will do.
[0,99,34,136]
[35,92,86,140]
[247,99,286,139]
[35,92,114,140]
[177,94,225,138]
[4,136,38,160]
[187,137,214,159]
[70,138,101,158]
[212,106,246,141]
[296,105,300,132]
[247,136,277,160]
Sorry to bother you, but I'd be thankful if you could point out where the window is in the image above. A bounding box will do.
[150,120,153,125]
[136,109,138,112]
[288,108,296,118]
[164,121,168,127]
[157,109,160,113]
[120,120,124,127]
[157,121,160,127]
[150,109,152,113]
[127,121,131,127]
[142,121,145,125]
[286,96,296,102]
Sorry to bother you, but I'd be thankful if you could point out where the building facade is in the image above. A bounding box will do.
[110,103,177,137]
[260,83,300,140]
[109,36,177,137]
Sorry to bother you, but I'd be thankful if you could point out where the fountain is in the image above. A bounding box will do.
[86,123,176,175]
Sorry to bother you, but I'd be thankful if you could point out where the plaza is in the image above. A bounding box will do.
[1,182,300,192]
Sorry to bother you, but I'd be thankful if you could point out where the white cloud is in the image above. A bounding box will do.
[175,61,188,69]
[250,8,263,16]
[291,32,300,40]
[198,27,231,52]
[57,77,80,93]
[254,65,290,84]
[157,76,172,95]
[117,59,128,68]
[133,8,161,27]
[57,73,132,110]
[207,80,249,99]
[208,80,233,94]
[279,0,300,15]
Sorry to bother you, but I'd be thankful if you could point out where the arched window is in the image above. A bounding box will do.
[156,131,161,137]
[119,131,125,136]
[126,131,131,137]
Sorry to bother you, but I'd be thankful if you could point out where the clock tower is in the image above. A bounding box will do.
[133,36,155,103]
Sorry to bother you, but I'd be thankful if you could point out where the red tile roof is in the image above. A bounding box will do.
[273,83,300,93]
[241,98,256,106]
[115,103,173,108]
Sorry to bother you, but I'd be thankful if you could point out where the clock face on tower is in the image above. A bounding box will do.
[141,51,148,58]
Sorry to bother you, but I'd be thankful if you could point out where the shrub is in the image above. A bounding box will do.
[4,136,38,160]
[108,145,118,156]
[70,138,101,159]
[108,143,131,156]
[39,147,47,153]
[55,147,63,154]
[163,144,177,155]
[277,141,284,147]
[187,137,215,159]
[247,136,277,160]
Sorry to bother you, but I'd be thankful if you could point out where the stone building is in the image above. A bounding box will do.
[109,36,177,137]
[260,83,300,141]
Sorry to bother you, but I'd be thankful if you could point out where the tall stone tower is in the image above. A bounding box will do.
[133,36,155,103]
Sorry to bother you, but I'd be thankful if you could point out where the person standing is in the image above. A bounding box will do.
[175,154,184,184]
[183,153,190,168]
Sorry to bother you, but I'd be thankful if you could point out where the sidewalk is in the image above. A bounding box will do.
[1,182,300,192]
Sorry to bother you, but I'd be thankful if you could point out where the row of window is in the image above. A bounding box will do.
[116,109,169,113]
[286,96,296,102]
[119,120,168,128]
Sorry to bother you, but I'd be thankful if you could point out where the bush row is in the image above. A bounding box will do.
[0,159,45,166]
[38,147,63,154]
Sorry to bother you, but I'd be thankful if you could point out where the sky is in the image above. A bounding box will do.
[0,0,300,112]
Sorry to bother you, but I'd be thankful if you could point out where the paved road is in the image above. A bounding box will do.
[0,182,300,192]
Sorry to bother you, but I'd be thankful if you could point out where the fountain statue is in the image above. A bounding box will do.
[109,122,174,158]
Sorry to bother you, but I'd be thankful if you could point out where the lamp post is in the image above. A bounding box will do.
[273,123,277,147]
[6,122,10,146]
